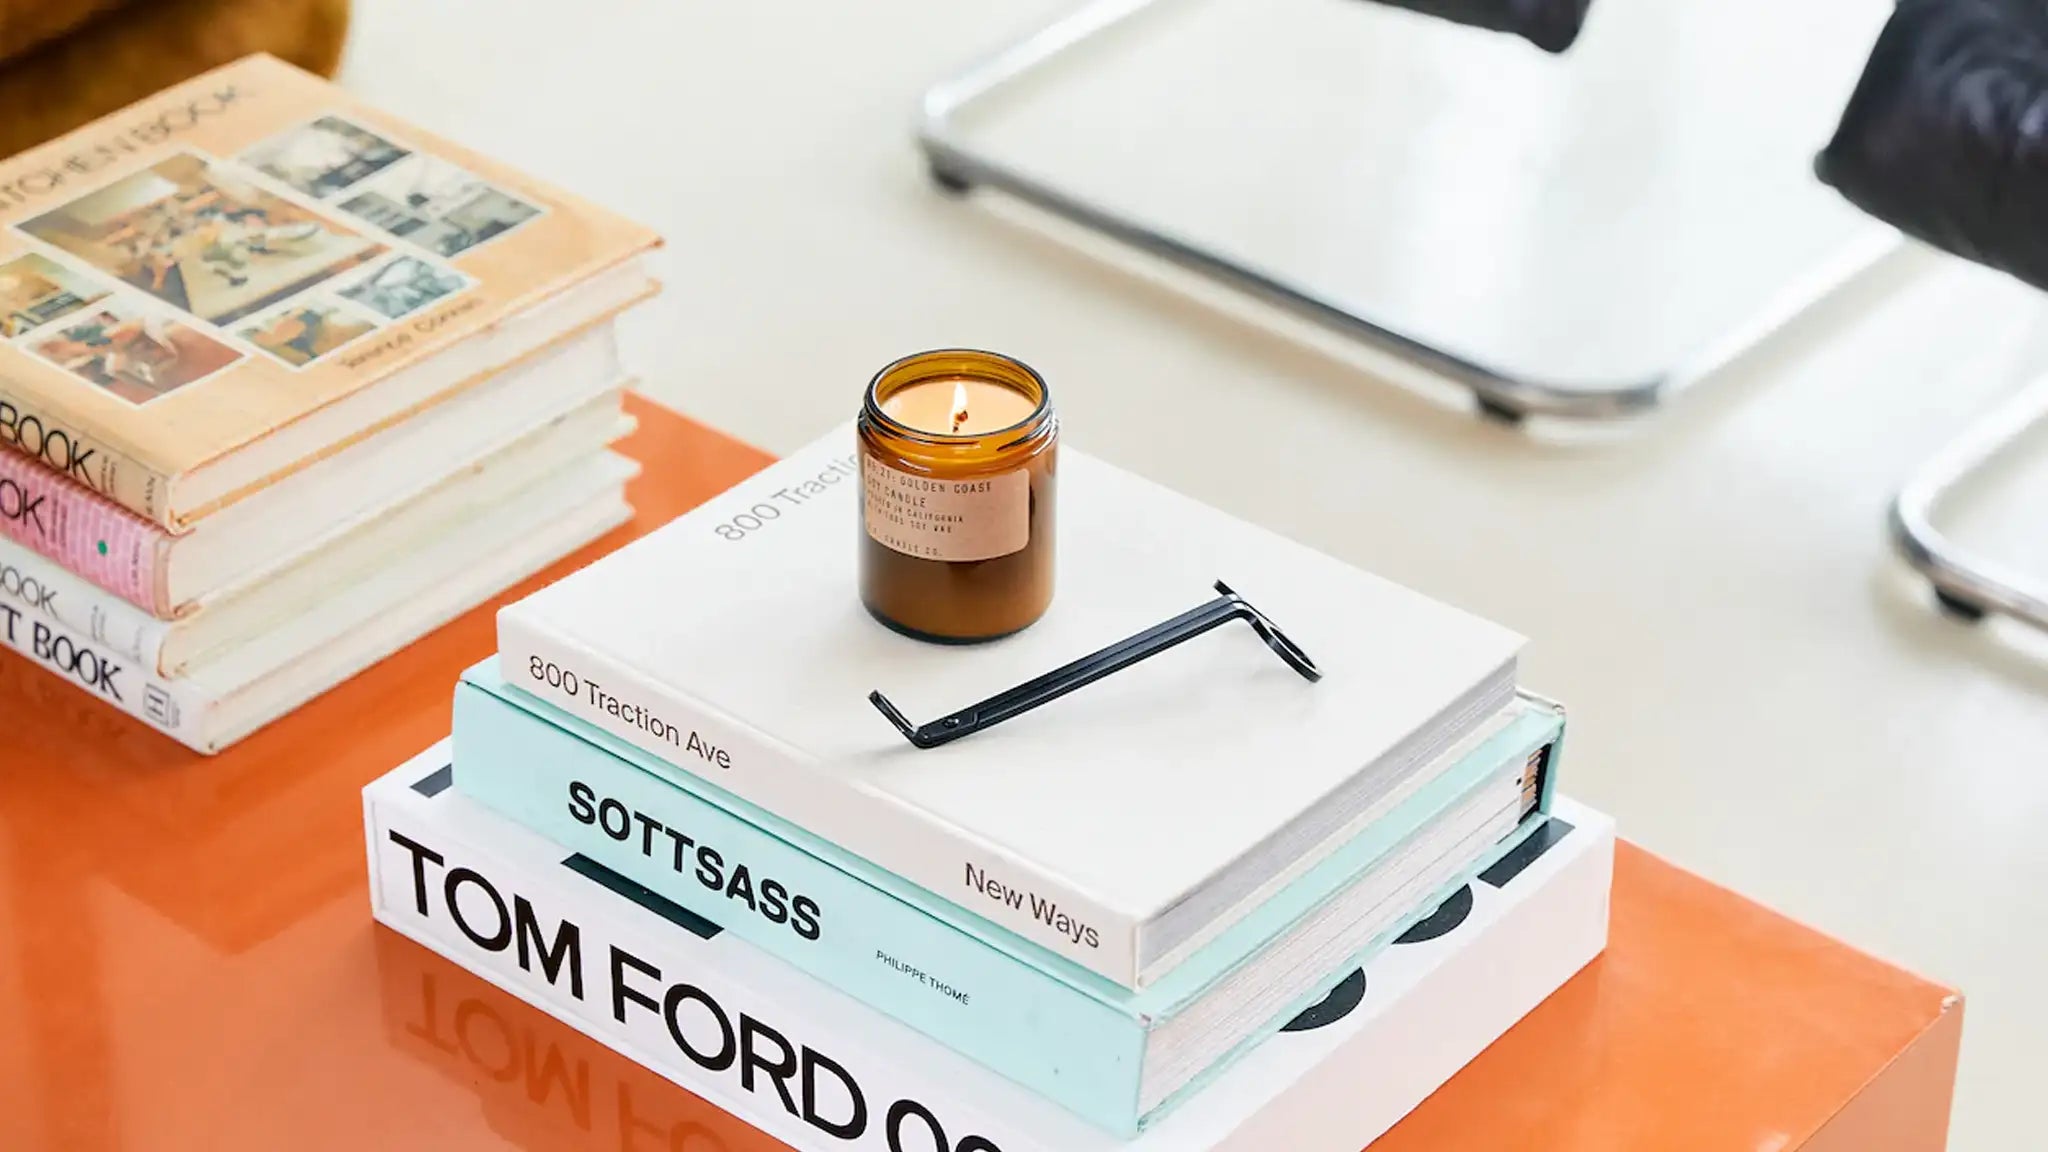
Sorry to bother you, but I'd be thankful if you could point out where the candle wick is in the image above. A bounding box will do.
[950,381,970,434]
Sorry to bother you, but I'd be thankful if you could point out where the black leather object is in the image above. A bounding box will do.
[1367,0,1595,54]
[1817,0,2048,292]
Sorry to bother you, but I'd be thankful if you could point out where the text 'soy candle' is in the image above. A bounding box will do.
[858,349,1057,642]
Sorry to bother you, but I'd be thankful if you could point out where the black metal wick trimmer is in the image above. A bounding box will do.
[870,580,1320,749]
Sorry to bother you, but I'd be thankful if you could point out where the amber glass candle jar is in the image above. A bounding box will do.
[858,349,1058,643]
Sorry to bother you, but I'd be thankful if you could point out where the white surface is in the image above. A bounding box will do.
[504,426,1520,952]
[344,2,2048,1147]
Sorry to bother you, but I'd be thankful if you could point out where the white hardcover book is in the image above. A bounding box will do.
[367,742,1612,1152]
[496,425,1525,987]
[0,596,210,745]
[0,535,170,669]
[0,450,636,753]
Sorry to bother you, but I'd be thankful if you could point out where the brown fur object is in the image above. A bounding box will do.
[0,0,133,60]
[0,0,351,159]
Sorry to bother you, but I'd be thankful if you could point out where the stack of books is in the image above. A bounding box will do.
[366,427,1618,1149]
[0,56,659,752]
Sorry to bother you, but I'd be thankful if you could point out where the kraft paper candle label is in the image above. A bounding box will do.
[862,457,1029,562]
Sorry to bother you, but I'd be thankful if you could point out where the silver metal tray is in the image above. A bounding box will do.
[920,0,1901,420]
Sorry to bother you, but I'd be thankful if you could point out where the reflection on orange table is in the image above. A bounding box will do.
[0,397,1959,1152]
[376,931,787,1152]
[0,396,771,1152]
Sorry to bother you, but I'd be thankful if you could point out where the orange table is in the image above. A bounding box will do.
[0,397,1962,1151]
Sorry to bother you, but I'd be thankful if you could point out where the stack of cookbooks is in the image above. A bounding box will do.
[364,427,1617,1149]
[0,56,659,753]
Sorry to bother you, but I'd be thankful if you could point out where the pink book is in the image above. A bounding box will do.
[0,447,166,616]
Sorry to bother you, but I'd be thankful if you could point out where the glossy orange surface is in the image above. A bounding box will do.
[0,397,1960,1151]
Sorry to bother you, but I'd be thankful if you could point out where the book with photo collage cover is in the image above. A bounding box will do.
[0,53,659,530]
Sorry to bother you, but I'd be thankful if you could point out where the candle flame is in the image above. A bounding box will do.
[950,382,970,433]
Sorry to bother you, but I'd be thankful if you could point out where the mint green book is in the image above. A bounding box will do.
[453,661,1563,1135]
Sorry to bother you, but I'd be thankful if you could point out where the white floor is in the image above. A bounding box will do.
[346,2,2048,1146]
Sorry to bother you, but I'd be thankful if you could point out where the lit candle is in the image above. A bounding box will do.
[858,349,1058,643]
[882,377,1039,437]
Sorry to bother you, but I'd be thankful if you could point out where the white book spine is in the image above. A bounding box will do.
[0,600,206,749]
[0,537,168,671]
[497,618,1141,985]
